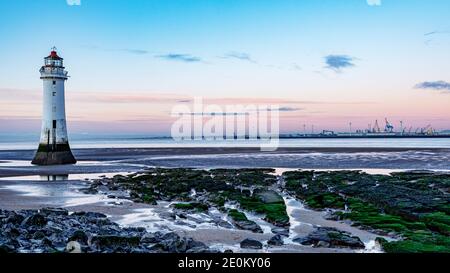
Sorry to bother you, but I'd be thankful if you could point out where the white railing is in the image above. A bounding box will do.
[40,67,68,77]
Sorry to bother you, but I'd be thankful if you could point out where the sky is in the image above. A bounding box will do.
[0,0,449,135]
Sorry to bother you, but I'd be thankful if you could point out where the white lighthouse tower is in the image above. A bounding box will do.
[32,48,76,165]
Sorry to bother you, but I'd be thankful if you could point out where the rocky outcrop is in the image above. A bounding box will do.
[228,209,263,233]
[232,220,263,233]
[271,227,290,237]
[284,170,450,253]
[0,208,214,253]
[293,227,365,249]
[240,239,263,249]
[255,190,284,204]
[267,235,284,246]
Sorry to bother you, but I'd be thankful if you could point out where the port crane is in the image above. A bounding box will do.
[384,118,394,133]
[373,120,381,133]
[421,125,435,136]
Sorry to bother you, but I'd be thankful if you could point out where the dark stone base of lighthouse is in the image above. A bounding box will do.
[31,143,77,165]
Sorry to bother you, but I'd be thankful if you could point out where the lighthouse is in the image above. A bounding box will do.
[32,48,76,165]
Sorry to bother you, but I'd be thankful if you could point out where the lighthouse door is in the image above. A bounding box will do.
[52,120,57,150]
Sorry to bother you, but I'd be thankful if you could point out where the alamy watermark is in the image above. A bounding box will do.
[171,97,280,151]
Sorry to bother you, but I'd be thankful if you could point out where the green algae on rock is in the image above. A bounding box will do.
[84,168,290,228]
[283,170,450,253]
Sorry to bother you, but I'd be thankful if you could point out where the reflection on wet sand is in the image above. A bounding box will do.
[40,175,69,181]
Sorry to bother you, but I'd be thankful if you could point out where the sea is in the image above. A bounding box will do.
[0,133,449,150]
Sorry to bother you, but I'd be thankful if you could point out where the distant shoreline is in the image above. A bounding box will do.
[1,146,450,159]
[279,135,450,139]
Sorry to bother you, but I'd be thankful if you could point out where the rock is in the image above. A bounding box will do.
[92,218,111,226]
[271,227,290,237]
[84,212,108,218]
[293,237,307,244]
[42,237,54,247]
[240,239,263,249]
[150,238,184,252]
[0,243,15,253]
[40,208,69,216]
[90,235,141,249]
[324,213,340,221]
[175,212,187,219]
[241,189,252,196]
[69,230,88,244]
[186,238,207,250]
[97,185,109,192]
[0,209,211,253]
[125,226,147,233]
[316,241,331,248]
[33,231,46,240]
[233,220,263,233]
[174,220,196,228]
[5,213,25,225]
[159,212,176,220]
[215,219,233,229]
[22,213,47,227]
[141,232,163,244]
[45,221,64,233]
[255,190,284,204]
[151,232,187,252]
[161,232,180,242]
[186,215,210,224]
[147,232,210,253]
[293,227,364,249]
[3,227,20,238]
[267,235,284,246]
[186,247,214,253]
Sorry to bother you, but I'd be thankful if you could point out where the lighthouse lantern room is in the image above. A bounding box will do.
[32,48,76,165]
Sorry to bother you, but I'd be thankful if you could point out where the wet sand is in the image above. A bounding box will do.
[2,147,449,161]
[0,173,390,253]
[1,147,449,177]
[0,147,444,253]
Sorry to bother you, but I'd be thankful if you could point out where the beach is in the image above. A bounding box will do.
[0,145,449,253]
[0,168,390,253]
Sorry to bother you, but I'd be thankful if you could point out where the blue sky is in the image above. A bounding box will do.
[0,0,449,134]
